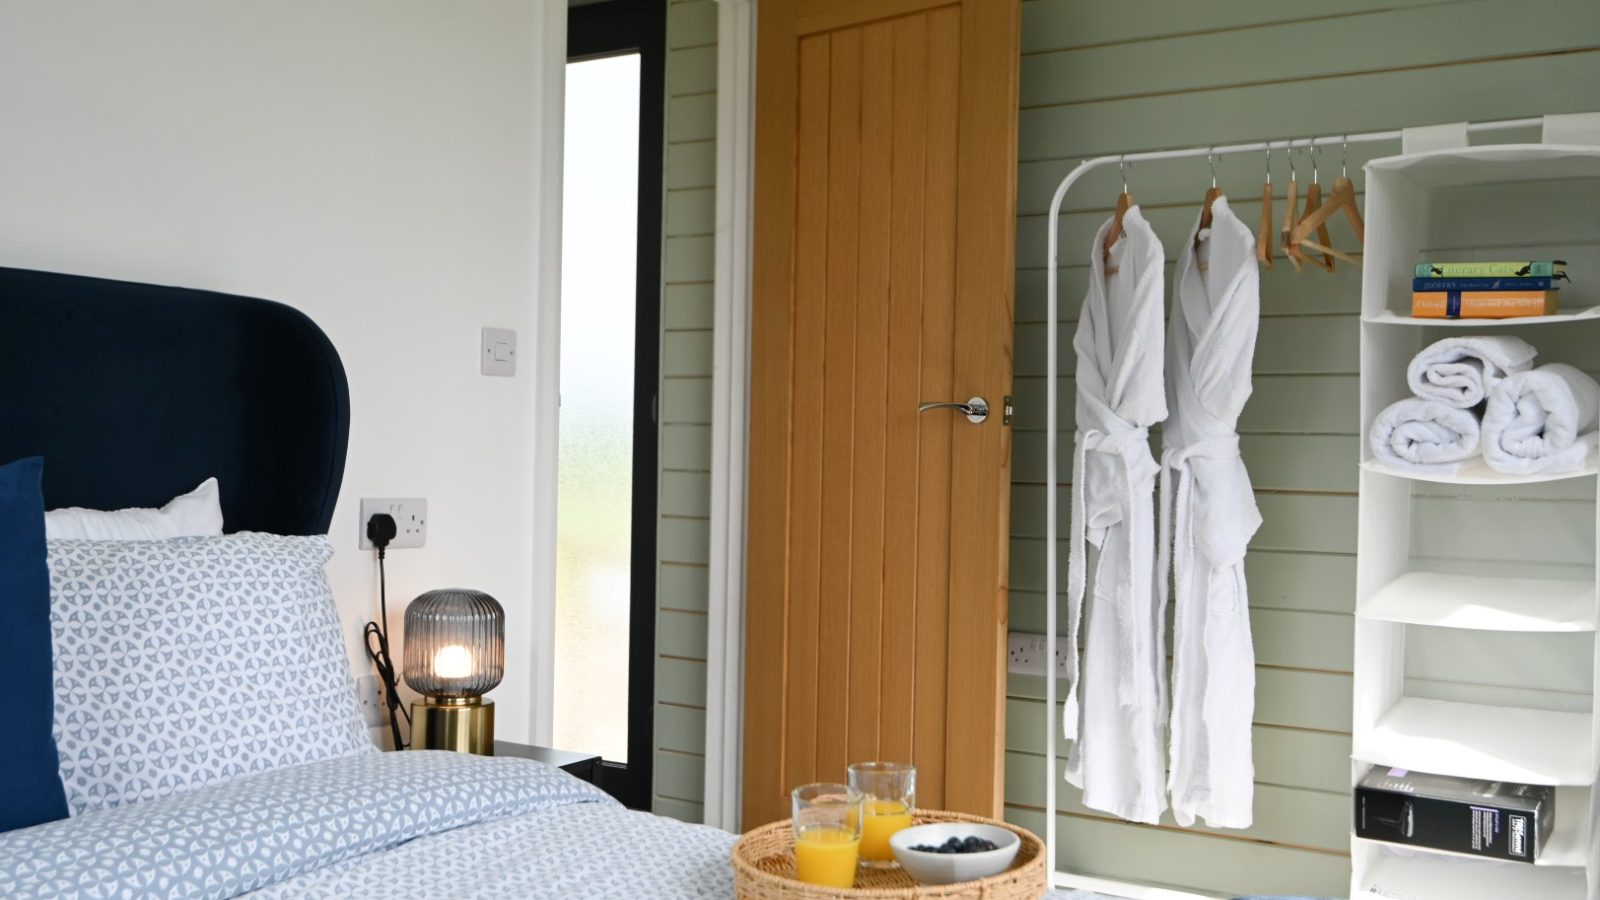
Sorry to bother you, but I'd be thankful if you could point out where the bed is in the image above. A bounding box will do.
[0,267,737,899]
[0,268,1087,900]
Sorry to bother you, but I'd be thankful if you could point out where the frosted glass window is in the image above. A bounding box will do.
[553,52,640,765]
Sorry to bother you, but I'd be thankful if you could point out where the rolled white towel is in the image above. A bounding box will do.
[1370,397,1482,475]
[1407,335,1537,408]
[1481,363,1600,476]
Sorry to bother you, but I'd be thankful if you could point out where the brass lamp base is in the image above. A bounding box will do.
[411,697,495,755]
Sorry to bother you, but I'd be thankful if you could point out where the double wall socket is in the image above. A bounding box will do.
[358,497,428,550]
[1007,631,1073,677]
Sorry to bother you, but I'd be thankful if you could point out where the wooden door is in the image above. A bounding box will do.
[742,0,1020,826]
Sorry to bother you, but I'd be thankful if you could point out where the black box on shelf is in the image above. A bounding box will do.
[1355,766,1554,863]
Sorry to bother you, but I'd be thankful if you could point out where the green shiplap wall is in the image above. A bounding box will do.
[640,0,1600,880]
[1004,0,1600,896]
[653,0,717,823]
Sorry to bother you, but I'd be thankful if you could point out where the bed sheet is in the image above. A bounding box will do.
[0,749,733,899]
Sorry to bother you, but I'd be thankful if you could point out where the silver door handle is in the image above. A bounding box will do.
[918,396,988,424]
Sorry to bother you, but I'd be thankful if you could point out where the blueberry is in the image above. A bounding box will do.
[914,834,1004,854]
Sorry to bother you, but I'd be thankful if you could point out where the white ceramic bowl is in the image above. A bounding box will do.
[889,822,1020,886]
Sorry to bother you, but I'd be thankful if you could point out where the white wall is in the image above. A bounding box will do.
[0,0,566,744]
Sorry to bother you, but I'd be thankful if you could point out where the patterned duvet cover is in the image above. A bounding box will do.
[0,750,734,899]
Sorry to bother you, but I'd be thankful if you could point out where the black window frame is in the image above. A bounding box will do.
[564,0,665,812]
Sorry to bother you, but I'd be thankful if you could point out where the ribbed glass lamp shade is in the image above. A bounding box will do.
[402,589,505,699]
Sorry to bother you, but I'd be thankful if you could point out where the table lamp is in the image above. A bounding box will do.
[402,588,504,755]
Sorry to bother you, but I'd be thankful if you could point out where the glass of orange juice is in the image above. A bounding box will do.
[792,783,864,888]
[848,761,916,867]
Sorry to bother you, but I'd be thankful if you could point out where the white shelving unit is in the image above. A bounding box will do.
[1353,133,1600,899]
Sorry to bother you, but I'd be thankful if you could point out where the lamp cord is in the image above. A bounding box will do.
[363,546,411,750]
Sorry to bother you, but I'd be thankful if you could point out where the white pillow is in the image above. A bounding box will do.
[45,477,224,540]
[47,533,374,814]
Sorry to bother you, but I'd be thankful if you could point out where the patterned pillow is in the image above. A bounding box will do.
[47,533,374,814]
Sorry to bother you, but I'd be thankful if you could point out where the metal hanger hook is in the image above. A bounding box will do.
[1287,144,1299,181]
[1207,148,1217,188]
[1310,143,1321,184]
[1341,135,1349,178]
[1264,145,1273,185]
[1119,156,1129,193]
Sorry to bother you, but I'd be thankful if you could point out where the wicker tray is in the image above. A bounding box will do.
[731,809,1046,900]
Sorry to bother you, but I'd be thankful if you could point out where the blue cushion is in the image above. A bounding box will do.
[0,456,68,832]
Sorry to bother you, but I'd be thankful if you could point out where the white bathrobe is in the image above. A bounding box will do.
[1063,205,1168,824]
[1160,197,1261,829]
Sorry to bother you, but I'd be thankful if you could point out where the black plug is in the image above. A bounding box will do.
[366,513,397,554]
[364,511,405,749]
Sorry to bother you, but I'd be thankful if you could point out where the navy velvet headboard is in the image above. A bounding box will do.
[0,267,349,536]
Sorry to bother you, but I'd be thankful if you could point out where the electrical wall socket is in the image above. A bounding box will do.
[358,497,427,550]
[1007,631,1072,677]
[356,674,386,727]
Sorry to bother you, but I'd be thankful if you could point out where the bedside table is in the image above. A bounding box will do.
[493,741,603,784]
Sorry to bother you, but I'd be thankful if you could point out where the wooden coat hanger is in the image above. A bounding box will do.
[1104,157,1133,275]
[1291,136,1365,266]
[1256,147,1274,270]
[1195,149,1221,270]
[1298,145,1336,272]
[1280,146,1303,272]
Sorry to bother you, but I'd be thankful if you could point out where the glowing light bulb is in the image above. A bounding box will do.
[432,644,474,680]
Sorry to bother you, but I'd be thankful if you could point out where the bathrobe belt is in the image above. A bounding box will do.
[1065,423,1159,731]
[1154,434,1244,710]
[1157,433,1245,594]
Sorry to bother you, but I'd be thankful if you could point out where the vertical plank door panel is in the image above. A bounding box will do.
[846,18,895,767]
[816,25,863,783]
[783,31,831,796]
[877,10,931,771]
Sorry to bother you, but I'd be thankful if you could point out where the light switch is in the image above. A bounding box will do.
[481,327,516,376]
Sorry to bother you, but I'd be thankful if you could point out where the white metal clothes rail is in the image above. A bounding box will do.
[1040,115,1543,896]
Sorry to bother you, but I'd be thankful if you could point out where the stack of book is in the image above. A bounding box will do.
[1411,260,1568,319]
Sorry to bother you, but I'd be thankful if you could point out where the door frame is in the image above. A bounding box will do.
[702,0,756,835]
[528,0,566,752]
